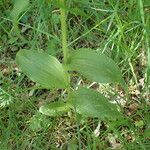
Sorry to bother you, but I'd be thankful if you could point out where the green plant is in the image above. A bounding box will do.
[16,0,128,120]
[1,0,150,149]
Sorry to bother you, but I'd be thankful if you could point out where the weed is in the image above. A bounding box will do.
[0,0,150,149]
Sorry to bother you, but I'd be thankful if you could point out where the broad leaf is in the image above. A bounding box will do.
[11,0,29,22]
[16,50,69,89]
[29,113,51,131]
[39,102,70,116]
[68,48,127,91]
[69,87,121,119]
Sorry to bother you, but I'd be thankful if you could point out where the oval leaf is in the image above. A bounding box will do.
[16,50,69,89]
[39,102,70,116]
[68,48,127,90]
[11,0,29,22]
[69,87,121,119]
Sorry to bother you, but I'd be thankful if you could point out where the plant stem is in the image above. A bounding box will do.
[59,0,71,94]
[138,0,150,102]
[60,0,68,64]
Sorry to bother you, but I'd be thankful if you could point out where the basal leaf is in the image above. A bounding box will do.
[29,113,51,131]
[16,50,69,89]
[39,102,70,116]
[68,48,127,91]
[11,0,29,22]
[69,87,121,119]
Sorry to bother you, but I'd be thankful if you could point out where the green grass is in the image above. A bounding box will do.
[0,0,150,149]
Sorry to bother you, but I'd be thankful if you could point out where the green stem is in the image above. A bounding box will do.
[59,0,71,94]
[60,0,68,64]
[138,0,150,102]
